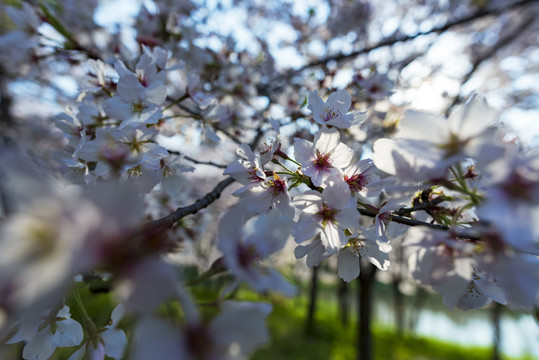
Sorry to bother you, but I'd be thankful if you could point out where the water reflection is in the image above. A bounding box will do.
[374,298,539,357]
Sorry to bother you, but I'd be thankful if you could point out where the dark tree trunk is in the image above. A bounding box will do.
[392,243,404,336]
[492,302,502,360]
[407,287,426,333]
[392,276,404,336]
[338,279,350,327]
[356,261,378,360]
[306,265,319,335]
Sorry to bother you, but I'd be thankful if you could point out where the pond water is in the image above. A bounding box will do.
[374,296,539,358]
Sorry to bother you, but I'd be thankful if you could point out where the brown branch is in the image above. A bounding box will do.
[292,0,535,74]
[444,14,536,116]
[183,155,228,169]
[147,177,235,229]
[357,208,481,240]
[394,196,445,216]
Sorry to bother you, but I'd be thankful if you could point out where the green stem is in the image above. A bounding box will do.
[287,157,302,167]
[164,93,190,111]
[274,161,294,174]
[73,290,98,338]
[39,4,76,47]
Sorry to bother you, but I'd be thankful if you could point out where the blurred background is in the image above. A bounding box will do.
[1,0,538,359]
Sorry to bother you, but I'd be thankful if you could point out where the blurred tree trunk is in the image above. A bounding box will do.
[407,287,426,333]
[357,261,377,360]
[338,279,350,327]
[492,302,502,360]
[392,242,404,336]
[392,275,404,336]
[306,265,319,335]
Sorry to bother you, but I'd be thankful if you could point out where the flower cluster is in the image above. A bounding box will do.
[0,1,538,359]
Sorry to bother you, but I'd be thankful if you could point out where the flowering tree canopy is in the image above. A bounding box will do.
[0,0,538,359]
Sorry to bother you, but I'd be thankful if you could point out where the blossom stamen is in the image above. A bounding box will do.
[130,99,148,114]
[314,151,332,169]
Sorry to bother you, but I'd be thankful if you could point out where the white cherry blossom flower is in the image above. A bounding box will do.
[224,143,267,192]
[342,158,379,199]
[405,227,475,309]
[337,235,391,282]
[353,72,394,102]
[104,57,167,129]
[373,94,503,180]
[294,127,353,187]
[8,306,83,360]
[308,89,364,128]
[217,208,296,296]
[131,301,272,360]
[293,182,358,255]
[67,304,127,360]
[234,173,295,219]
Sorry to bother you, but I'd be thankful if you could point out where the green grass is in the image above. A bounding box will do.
[248,291,537,360]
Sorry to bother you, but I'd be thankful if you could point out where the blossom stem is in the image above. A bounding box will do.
[286,157,302,167]
[73,290,98,338]
[164,92,190,111]
[273,160,295,174]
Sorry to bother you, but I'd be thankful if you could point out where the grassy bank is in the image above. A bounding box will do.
[245,290,537,360]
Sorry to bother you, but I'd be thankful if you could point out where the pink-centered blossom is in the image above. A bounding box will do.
[217,208,295,296]
[234,173,294,219]
[131,301,272,360]
[293,182,358,255]
[294,127,353,187]
[224,143,267,192]
[373,94,503,181]
[337,236,391,282]
[104,56,167,129]
[405,227,475,309]
[308,89,365,128]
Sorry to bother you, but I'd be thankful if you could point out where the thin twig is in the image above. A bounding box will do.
[291,0,535,74]
[444,14,536,116]
[183,155,228,169]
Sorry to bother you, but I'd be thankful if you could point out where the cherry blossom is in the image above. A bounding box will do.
[217,207,296,296]
[7,306,83,360]
[308,89,365,128]
[373,94,504,181]
[294,127,354,187]
[337,235,391,282]
[293,182,358,255]
[67,304,127,360]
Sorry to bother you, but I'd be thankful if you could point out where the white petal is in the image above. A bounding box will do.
[330,142,354,168]
[293,138,314,164]
[103,328,128,359]
[23,327,58,360]
[398,110,447,143]
[292,214,321,244]
[144,81,167,105]
[338,249,360,282]
[320,222,343,254]
[293,191,323,213]
[56,318,84,347]
[211,301,272,356]
[66,345,86,360]
[315,127,340,154]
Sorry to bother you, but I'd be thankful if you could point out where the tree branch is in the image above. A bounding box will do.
[357,208,481,240]
[292,0,535,74]
[183,155,228,169]
[444,14,536,116]
[147,177,235,229]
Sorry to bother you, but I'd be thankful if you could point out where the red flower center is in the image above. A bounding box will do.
[314,151,332,169]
